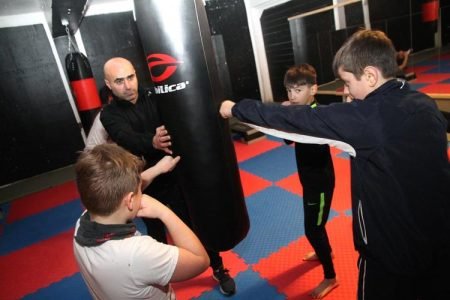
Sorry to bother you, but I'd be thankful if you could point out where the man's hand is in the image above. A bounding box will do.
[152,125,172,154]
[219,100,236,119]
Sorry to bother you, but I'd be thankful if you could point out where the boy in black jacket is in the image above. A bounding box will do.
[282,64,338,299]
[220,29,450,300]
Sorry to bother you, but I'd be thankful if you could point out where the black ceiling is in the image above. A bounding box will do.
[52,0,87,37]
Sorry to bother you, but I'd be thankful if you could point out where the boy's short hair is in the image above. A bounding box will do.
[284,63,317,88]
[75,144,144,216]
[332,29,398,79]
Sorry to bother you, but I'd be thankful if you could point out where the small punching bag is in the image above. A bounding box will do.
[134,0,249,251]
[66,52,102,132]
[421,0,439,32]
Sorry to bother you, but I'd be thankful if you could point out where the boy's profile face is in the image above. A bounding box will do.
[285,84,317,105]
[339,68,371,101]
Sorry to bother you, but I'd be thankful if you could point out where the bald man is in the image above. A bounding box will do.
[100,57,236,296]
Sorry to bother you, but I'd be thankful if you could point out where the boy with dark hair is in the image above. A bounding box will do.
[73,143,209,299]
[220,29,450,299]
[282,64,338,299]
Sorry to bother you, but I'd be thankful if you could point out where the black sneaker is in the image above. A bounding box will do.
[213,267,236,296]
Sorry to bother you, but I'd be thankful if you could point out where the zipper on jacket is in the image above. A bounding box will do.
[358,200,368,245]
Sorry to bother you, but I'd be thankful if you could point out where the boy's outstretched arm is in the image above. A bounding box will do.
[137,194,210,282]
[141,155,181,190]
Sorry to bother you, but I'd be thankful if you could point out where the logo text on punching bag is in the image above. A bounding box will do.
[147,53,189,94]
[154,81,190,94]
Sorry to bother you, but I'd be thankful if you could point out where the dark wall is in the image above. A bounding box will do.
[0,25,84,186]
[79,11,152,91]
[289,2,337,86]
[205,0,260,100]
[370,0,434,51]
[262,0,331,102]
[442,0,450,46]
[263,0,442,102]
[290,1,364,86]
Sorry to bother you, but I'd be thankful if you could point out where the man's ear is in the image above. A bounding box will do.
[363,66,379,87]
[104,79,112,90]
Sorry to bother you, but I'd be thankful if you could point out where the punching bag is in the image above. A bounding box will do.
[66,52,102,132]
[421,0,439,32]
[134,0,249,251]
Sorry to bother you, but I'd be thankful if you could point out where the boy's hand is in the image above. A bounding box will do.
[219,100,236,118]
[152,125,172,154]
[137,194,169,219]
[281,100,291,106]
[155,155,181,174]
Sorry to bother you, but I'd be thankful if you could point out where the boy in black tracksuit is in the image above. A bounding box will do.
[281,64,338,299]
[220,30,450,300]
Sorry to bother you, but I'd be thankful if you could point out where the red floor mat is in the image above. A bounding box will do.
[254,215,358,299]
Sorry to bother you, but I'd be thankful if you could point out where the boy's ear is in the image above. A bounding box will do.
[310,84,318,96]
[124,192,135,211]
[363,66,379,87]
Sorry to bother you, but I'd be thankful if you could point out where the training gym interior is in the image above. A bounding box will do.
[1,0,449,299]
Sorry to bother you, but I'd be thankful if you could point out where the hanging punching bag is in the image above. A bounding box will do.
[66,52,102,132]
[134,0,249,251]
[421,0,439,32]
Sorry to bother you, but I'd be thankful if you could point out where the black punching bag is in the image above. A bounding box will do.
[134,0,249,251]
[65,52,102,132]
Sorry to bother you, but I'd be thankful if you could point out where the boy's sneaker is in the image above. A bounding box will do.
[213,267,236,296]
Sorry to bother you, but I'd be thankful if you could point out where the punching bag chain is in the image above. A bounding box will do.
[65,25,80,55]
